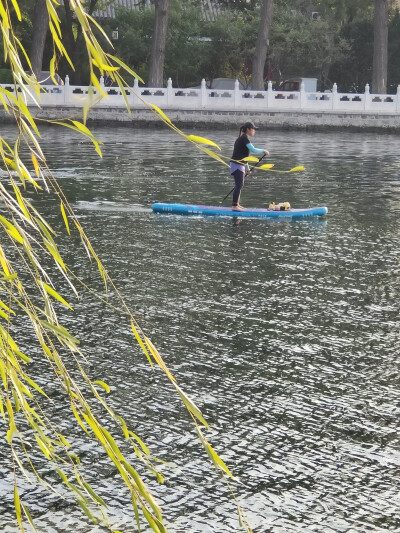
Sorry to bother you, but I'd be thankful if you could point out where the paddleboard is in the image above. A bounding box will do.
[152,203,328,219]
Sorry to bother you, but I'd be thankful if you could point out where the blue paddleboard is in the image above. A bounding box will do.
[152,203,328,219]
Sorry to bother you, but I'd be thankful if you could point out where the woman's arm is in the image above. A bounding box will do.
[246,142,269,155]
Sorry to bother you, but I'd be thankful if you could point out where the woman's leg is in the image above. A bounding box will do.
[232,169,245,207]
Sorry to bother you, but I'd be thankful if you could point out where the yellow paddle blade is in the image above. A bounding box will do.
[185,135,221,150]
[259,164,275,170]
[289,166,306,172]
[242,156,259,162]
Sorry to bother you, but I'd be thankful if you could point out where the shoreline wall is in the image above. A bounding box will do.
[1,106,400,133]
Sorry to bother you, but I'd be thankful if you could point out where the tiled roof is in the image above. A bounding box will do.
[94,0,222,20]
[94,0,150,19]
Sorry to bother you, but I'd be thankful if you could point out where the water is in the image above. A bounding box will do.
[0,125,399,533]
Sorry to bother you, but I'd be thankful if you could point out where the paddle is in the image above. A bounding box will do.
[219,153,268,205]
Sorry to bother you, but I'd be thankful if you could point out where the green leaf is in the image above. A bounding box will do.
[173,383,209,429]
[14,486,23,530]
[131,322,153,366]
[242,156,259,162]
[0,215,24,244]
[60,202,70,235]
[22,504,37,532]
[39,281,73,310]
[94,380,110,393]
[185,135,221,150]
[82,481,107,507]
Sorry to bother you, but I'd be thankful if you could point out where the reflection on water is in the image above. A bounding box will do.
[0,125,400,533]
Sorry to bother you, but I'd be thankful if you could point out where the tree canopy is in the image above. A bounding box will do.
[1,0,399,92]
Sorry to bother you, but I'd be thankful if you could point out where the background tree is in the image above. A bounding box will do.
[30,0,49,78]
[251,0,274,89]
[372,0,388,93]
[61,0,101,84]
[148,0,171,86]
[268,6,349,87]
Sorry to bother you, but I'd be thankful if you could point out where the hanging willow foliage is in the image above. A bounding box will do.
[0,1,254,533]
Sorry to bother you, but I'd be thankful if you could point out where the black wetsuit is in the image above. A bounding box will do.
[230,134,250,206]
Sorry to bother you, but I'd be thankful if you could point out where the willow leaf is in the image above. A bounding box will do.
[107,53,143,83]
[131,322,153,366]
[100,426,124,461]
[82,481,107,507]
[76,498,99,524]
[201,148,229,166]
[35,434,52,460]
[0,215,24,244]
[14,486,23,530]
[141,506,165,533]
[148,104,172,124]
[40,281,73,310]
[71,403,90,435]
[242,156,259,162]
[43,239,67,272]
[128,431,150,455]
[144,336,175,381]
[24,375,48,398]
[196,427,233,478]
[56,469,68,484]
[0,308,10,320]
[0,395,5,420]
[131,495,141,533]
[40,320,79,346]
[94,380,110,394]
[205,441,233,477]
[21,504,37,533]
[31,154,40,177]
[60,202,70,235]
[173,383,209,428]
[185,135,221,150]
[0,299,14,315]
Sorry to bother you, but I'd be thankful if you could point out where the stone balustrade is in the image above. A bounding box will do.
[1,77,400,115]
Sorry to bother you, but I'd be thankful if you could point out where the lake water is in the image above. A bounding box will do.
[0,124,399,533]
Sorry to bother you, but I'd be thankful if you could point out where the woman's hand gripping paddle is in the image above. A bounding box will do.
[219,153,268,205]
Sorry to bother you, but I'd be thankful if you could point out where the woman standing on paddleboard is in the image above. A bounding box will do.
[230,122,269,211]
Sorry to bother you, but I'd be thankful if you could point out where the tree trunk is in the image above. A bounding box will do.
[63,0,99,84]
[251,0,274,90]
[372,0,388,94]
[148,0,171,87]
[30,0,49,78]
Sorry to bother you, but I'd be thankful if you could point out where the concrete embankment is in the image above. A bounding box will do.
[1,106,400,132]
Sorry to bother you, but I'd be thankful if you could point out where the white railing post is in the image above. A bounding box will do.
[64,75,70,104]
[200,78,207,108]
[100,75,105,89]
[396,85,400,112]
[364,83,371,111]
[234,79,241,108]
[267,80,273,109]
[133,77,139,106]
[331,83,338,110]
[299,81,306,109]
[167,77,173,106]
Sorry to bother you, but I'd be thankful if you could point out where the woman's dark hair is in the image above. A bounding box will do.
[239,121,256,135]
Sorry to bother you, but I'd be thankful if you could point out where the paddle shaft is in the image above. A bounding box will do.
[219,153,267,205]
